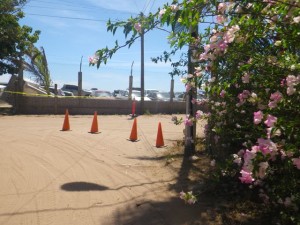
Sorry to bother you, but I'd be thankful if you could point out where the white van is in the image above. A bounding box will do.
[145,89,159,96]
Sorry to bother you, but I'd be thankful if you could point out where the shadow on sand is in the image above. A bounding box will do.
[60,182,109,192]
[100,152,224,225]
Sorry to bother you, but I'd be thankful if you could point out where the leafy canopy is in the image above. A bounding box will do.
[0,0,40,75]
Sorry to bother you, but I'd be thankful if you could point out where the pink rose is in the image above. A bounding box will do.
[239,170,255,184]
[253,110,263,124]
[264,114,277,127]
[292,158,300,169]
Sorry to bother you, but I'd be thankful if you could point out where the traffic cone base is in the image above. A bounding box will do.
[155,144,167,148]
[155,122,166,148]
[61,109,71,131]
[89,131,101,134]
[128,118,139,142]
[89,111,100,134]
[129,114,137,118]
[127,138,140,142]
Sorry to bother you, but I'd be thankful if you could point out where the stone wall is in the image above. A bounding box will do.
[15,96,195,115]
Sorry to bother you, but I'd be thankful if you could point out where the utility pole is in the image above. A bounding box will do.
[140,12,145,114]
[185,26,198,157]
[78,56,83,96]
[170,75,174,102]
[129,61,134,100]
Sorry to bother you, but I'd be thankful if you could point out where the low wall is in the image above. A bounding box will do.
[14,96,199,115]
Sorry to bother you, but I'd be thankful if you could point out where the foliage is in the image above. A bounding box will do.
[151,50,188,78]
[92,0,300,223]
[89,12,160,67]
[23,46,52,93]
[89,7,190,79]
[0,0,40,75]
[157,0,300,224]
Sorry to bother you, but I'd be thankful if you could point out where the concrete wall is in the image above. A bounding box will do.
[15,96,198,115]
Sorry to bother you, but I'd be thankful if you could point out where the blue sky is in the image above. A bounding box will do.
[3,0,188,92]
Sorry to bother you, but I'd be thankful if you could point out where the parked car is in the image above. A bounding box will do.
[131,90,151,101]
[147,91,173,101]
[61,84,92,96]
[174,92,185,101]
[48,87,65,96]
[91,90,113,98]
[145,89,159,96]
[176,90,206,101]
[62,91,74,96]
[113,89,128,97]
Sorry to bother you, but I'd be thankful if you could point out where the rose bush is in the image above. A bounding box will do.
[158,0,299,223]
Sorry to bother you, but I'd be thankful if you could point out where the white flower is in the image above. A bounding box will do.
[290,65,296,71]
[293,16,300,23]
[179,191,197,205]
[258,162,269,179]
[159,9,166,18]
[274,40,282,46]
[251,92,257,98]
[170,4,179,12]
[287,86,296,95]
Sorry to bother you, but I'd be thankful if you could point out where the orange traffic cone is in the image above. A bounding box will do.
[90,111,99,133]
[156,122,165,147]
[128,118,138,141]
[61,109,70,131]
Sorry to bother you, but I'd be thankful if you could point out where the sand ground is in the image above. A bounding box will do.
[0,114,206,225]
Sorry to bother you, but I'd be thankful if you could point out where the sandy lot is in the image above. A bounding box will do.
[0,114,205,225]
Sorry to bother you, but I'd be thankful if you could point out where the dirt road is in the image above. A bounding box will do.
[0,114,205,225]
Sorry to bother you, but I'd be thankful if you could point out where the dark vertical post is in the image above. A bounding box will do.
[170,77,174,102]
[54,83,58,96]
[78,56,83,97]
[140,13,145,114]
[184,26,198,157]
[129,61,134,100]
[78,72,82,96]
[54,83,58,114]
[129,75,133,100]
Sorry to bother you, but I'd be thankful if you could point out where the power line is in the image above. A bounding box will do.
[25,13,109,22]
[29,0,93,9]
[142,0,152,14]
[133,0,140,13]
[25,5,99,13]
[148,0,156,13]
[26,0,139,15]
